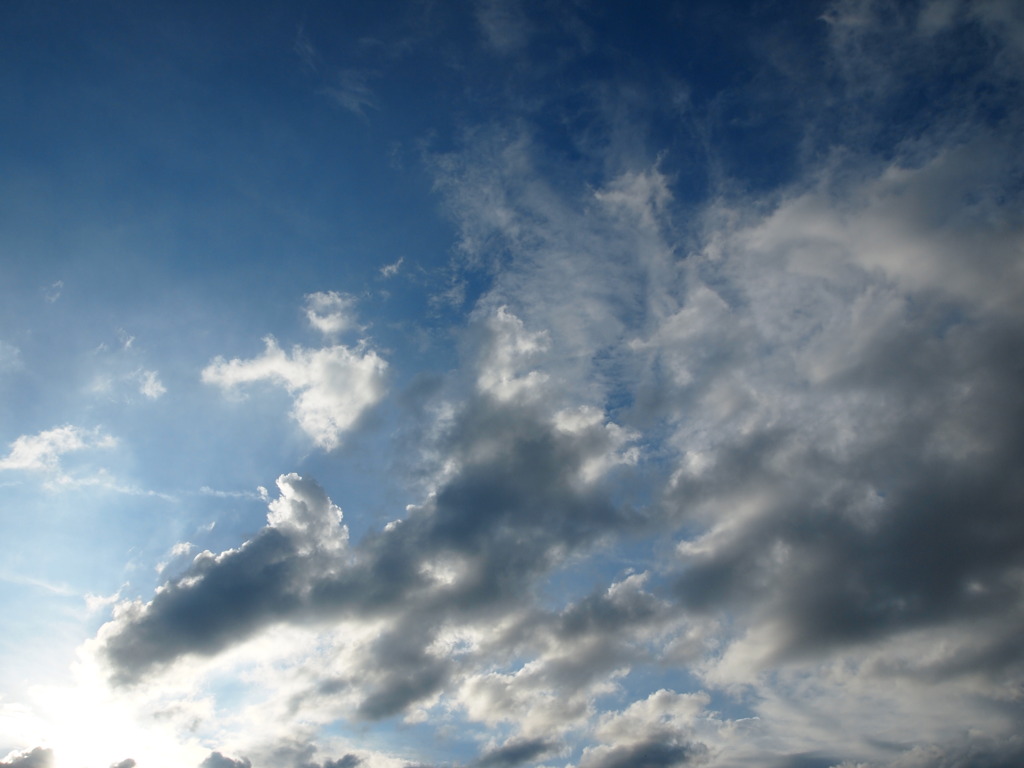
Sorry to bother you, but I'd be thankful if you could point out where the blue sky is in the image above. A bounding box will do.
[2,1,1024,767]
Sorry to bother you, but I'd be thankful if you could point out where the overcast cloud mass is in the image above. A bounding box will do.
[1,1,1023,767]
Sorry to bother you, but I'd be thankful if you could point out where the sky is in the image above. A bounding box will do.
[1,0,1023,767]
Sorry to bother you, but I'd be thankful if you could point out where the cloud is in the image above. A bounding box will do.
[86,585,126,613]
[267,472,348,555]
[424,15,1024,757]
[577,691,710,768]
[321,759,361,768]
[156,542,194,575]
[648,135,1024,691]
[0,425,117,472]
[105,119,1024,763]
[0,749,53,768]
[305,291,358,336]
[98,331,645,705]
[474,306,550,401]
[98,474,333,683]
[379,257,403,278]
[733,137,1024,318]
[881,734,1024,767]
[202,336,387,451]
[199,753,251,768]
[137,369,166,399]
[474,737,554,767]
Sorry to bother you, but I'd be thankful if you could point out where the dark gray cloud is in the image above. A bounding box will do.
[199,752,252,768]
[0,749,53,768]
[581,740,707,768]
[318,757,361,768]
[556,577,665,640]
[670,319,1024,669]
[110,761,136,768]
[99,392,643,714]
[253,739,362,768]
[885,734,1024,768]
[102,528,303,684]
[473,737,555,768]
[352,626,453,720]
[769,756,838,768]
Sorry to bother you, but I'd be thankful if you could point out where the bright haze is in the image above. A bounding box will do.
[2,1,1023,767]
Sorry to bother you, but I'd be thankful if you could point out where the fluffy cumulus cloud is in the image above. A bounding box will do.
[7,2,1024,768]
[202,335,386,451]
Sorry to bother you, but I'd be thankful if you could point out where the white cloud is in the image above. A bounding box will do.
[137,370,166,399]
[266,473,348,555]
[735,139,1024,318]
[304,291,358,336]
[156,543,195,575]
[0,426,117,472]
[379,257,403,278]
[202,335,387,451]
[475,306,550,401]
[86,585,127,614]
